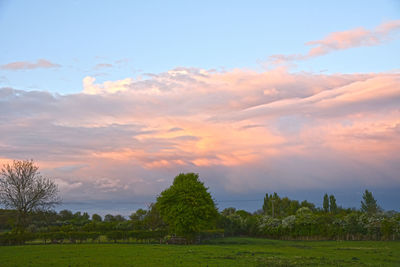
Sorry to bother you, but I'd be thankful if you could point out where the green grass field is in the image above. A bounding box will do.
[0,237,399,266]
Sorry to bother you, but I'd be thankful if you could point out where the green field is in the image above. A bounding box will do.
[0,237,399,266]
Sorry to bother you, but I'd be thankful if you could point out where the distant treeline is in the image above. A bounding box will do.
[222,191,399,241]
[0,190,399,245]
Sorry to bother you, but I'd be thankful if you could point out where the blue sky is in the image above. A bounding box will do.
[1,0,399,93]
[1,1,400,213]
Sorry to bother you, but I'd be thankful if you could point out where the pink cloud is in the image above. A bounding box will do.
[306,20,400,57]
[268,20,400,63]
[0,67,399,200]
[0,59,61,70]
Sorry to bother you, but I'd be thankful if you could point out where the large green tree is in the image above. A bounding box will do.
[156,173,218,241]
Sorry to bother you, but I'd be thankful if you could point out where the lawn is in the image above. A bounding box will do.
[0,237,399,266]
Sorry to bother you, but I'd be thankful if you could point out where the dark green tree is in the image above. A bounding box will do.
[263,193,303,217]
[156,173,218,241]
[82,212,90,221]
[130,209,147,222]
[271,193,281,217]
[130,208,148,230]
[92,213,102,222]
[104,214,115,222]
[263,192,281,217]
[221,207,236,216]
[288,200,300,215]
[361,190,379,214]
[280,197,291,217]
[114,215,126,222]
[262,193,270,214]
[59,209,74,221]
[300,200,316,211]
[143,203,165,230]
[323,193,329,213]
[329,195,337,213]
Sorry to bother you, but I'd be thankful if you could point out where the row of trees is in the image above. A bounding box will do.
[262,190,379,219]
[323,194,337,213]
[220,195,399,241]
[262,192,317,217]
[0,160,399,244]
[0,229,169,245]
[2,202,398,245]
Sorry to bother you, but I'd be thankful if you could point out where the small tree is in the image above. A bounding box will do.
[130,208,147,222]
[323,193,329,213]
[329,195,337,213]
[143,203,165,230]
[262,193,270,214]
[156,173,218,242]
[114,215,126,222]
[263,192,281,217]
[0,160,60,232]
[92,213,102,222]
[104,214,115,222]
[361,190,379,214]
[59,209,74,221]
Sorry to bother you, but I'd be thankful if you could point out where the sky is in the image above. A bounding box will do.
[0,1,400,215]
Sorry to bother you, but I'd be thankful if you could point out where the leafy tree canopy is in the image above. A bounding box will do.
[156,173,218,240]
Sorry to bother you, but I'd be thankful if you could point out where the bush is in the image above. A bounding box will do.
[199,229,224,241]
[105,231,126,243]
[0,232,36,245]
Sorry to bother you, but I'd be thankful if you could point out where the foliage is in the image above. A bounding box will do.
[262,192,315,218]
[329,195,337,213]
[156,173,218,240]
[59,210,74,221]
[104,214,116,222]
[92,214,102,222]
[142,203,165,230]
[0,178,398,244]
[361,190,379,214]
[323,193,329,213]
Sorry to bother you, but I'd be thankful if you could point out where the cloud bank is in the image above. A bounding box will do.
[0,67,399,203]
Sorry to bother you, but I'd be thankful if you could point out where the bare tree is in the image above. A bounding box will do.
[0,160,61,231]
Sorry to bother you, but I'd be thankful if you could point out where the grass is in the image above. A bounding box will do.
[0,237,399,266]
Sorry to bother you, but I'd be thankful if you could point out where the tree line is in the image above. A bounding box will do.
[0,160,399,245]
[219,190,398,241]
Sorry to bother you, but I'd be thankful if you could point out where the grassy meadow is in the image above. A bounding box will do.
[0,237,399,266]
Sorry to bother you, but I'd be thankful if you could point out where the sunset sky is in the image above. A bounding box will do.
[1,1,400,214]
